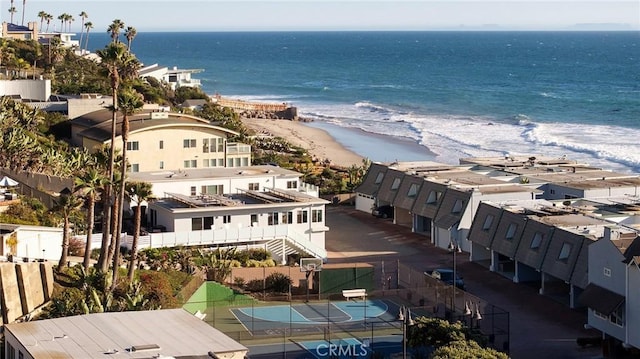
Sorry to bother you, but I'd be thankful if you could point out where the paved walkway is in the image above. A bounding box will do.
[324,205,603,359]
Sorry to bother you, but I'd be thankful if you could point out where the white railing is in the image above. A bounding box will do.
[120,225,327,259]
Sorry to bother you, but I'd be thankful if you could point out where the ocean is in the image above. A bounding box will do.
[89,31,640,172]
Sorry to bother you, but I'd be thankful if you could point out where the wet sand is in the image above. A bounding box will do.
[243,118,436,167]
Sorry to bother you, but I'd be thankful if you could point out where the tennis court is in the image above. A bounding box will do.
[231,298,400,336]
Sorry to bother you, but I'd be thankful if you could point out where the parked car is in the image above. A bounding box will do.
[372,205,394,219]
[426,268,465,290]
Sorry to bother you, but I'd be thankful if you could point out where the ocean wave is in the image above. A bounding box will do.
[305,101,640,172]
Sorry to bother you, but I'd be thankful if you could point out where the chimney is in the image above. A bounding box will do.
[604,225,620,241]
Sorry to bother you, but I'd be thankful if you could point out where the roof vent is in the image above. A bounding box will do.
[130,344,160,352]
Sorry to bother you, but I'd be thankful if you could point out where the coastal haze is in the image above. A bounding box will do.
[84,31,640,172]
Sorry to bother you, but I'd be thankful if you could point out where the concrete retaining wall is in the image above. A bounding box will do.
[0,261,53,324]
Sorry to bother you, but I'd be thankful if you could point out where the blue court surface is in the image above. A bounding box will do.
[231,299,399,335]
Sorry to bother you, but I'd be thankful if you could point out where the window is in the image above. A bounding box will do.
[268,212,279,225]
[530,232,544,249]
[312,209,323,223]
[426,190,441,205]
[610,305,624,327]
[203,138,218,153]
[604,267,612,277]
[18,352,23,359]
[126,141,139,151]
[242,158,249,166]
[192,217,203,231]
[223,215,231,224]
[130,164,140,172]
[452,199,464,214]
[391,178,401,190]
[190,186,196,196]
[505,223,518,240]
[7,343,14,359]
[251,214,258,226]
[218,138,224,152]
[407,183,418,197]
[282,211,293,224]
[159,140,164,149]
[482,215,494,230]
[550,189,556,195]
[218,158,224,167]
[184,159,197,168]
[558,242,572,260]
[297,210,308,223]
[374,172,384,184]
[287,180,298,189]
[201,185,223,195]
[159,161,164,170]
[183,139,197,148]
[204,216,213,230]
[249,183,259,191]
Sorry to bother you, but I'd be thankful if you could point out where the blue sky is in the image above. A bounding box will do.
[9,1,640,32]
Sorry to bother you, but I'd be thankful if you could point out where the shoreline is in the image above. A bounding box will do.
[242,117,437,168]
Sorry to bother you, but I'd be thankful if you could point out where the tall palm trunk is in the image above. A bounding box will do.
[82,194,95,270]
[127,203,142,283]
[97,81,118,272]
[112,114,129,288]
[59,214,71,267]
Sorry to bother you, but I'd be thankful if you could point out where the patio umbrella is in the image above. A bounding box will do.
[0,176,18,187]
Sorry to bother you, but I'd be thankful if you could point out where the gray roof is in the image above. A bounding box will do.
[433,188,472,230]
[355,163,389,197]
[540,227,589,283]
[71,109,238,142]
[489,210,528,258]
[392,175,424,210]
[4,309,248,358]
[467,202,502,249]
[376,168,406,204]
[411,181,448,218]
[513,218,556,270]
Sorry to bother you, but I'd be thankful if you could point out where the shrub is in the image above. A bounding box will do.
[233,277,246,287]
[245,279,264,292]
[246,259,261,267]
[265,272,292,293]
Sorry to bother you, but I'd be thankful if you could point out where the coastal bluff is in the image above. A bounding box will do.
[213,95,298,120]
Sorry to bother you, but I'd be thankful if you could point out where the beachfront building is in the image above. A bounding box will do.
[578,232,640,354]
[69,109,251,172]
[4,309,249,358]
[469,199,637,304]
[1,22,38,40]
[139,63,203,90]
[0,223,63,262]
[356,160,538,253]
[126,165,328,262]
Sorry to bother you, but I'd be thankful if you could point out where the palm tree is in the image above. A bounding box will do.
[38,10,47,30]
[107,19,125,43]
[95,42,140,273]
[20,0,26,26]
[78,11,88,52]
[125,181,153,284]
[53,191,83,268]
[83,21,93,53]
[45,13,53,32]
[65,14,74,32]
[124,26,137,52]
[8,7,17,24]
[112,87,144,287]
[57,13,64,32]
[74,168,106,271]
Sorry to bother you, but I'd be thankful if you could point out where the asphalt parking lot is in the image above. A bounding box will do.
[324,205,603,359]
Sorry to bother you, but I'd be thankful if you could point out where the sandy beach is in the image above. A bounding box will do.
[242,118,366,168]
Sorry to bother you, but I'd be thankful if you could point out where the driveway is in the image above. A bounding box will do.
[324,205,603,359]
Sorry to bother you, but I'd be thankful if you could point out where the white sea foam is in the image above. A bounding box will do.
[298,100,640,173]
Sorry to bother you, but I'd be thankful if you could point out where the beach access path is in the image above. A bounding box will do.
[242,118,366,168]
